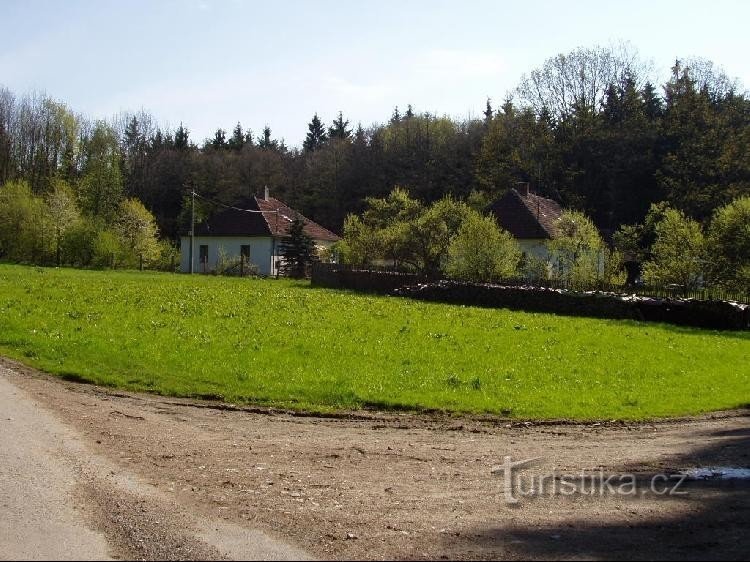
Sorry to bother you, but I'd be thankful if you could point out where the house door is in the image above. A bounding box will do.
[199,245,208,273]
[240,245,251,276]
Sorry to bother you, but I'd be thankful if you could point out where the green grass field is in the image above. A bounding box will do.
[0,264,748,420]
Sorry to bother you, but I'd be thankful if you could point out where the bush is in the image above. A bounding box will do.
[446,212,520,282]
[61,218,99,267]
[115,198,161,268]
[152,240,180,272]
[642,208,705,291]
[707,196,750,293]
[92,229,125,268]
[548,210,625,289]
[212,246,259,277]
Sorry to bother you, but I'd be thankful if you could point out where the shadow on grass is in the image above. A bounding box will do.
[59,372,95,384]
[444,424,750,561]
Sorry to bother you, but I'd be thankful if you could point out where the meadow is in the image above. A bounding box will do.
[0,264,748,420]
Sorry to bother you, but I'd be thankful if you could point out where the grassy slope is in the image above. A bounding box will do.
[0,264,748,420]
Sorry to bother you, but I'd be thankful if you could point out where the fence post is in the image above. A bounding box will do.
[139,254,144,271]
[240,254,244,277]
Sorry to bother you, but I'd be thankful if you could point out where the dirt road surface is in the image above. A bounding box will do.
[1,357,748,560]
[0,361,312,560]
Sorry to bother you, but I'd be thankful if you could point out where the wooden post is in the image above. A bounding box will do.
[139,254,144,271]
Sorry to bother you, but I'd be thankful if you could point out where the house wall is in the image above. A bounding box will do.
[180,236,338,276]
[180,236,274,275]
[518,239,551,262]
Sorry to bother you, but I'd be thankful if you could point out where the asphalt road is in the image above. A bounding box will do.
[0,367,311,561]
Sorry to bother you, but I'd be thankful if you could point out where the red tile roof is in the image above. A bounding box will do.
[487,188,563,239]
[256,197,340,241]
[194,196,340,242]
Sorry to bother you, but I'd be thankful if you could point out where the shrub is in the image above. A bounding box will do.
[446,212,521,282]
[642,208,705,291]
[92,229,125,268]
[548,210,625,289]
[707,196,750,293]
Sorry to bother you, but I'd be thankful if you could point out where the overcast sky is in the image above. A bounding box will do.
[2,0,749,146]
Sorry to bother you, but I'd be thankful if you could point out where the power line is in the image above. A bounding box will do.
[191,190,279,215]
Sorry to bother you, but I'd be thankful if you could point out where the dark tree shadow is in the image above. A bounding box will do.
[445,422,750,561]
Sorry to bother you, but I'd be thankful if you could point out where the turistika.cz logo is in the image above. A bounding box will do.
[492,456,688,504]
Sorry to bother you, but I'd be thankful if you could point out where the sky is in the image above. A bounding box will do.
[2,0,749,147]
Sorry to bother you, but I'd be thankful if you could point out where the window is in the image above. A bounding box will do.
[199,245,208,264]
[240,245,251,259]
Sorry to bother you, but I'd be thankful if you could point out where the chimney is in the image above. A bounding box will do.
[517,182,530,197]
[264,185,270,201]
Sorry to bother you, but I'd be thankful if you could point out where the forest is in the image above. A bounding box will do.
[0,44,748,267]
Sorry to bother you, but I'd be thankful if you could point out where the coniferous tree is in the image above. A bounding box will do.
[279,216,318,278]
[257,126,278,150]
[483,98,493,126]
[228,122,244,151]
[328,111,351,140]
[174,123,190,150]
[211,128,226,150]
[390,106,401,125]
[303,113,328,151]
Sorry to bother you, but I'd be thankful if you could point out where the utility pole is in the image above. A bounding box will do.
[189,186,195,274]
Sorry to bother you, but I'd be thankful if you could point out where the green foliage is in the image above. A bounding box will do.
[446,212,521,282]
[0,265,748,420]
[280,217,318,278]
[0,180,51,262]
[706,196,750,292]
[336,215,379,266]
[303,113,328,152]
[2,49,749,268]
[92,229,125,268]
[328,111,351,140]
[548,210,625,289]
[340,188,472,275]
[78,121,123,221]
[46,180,80,265]
[340,187,424,267]
[152,240,180,272]
[115,198,161,267]
[642,208,706,291]
[214,245,260,277]
[409,196,471,275]
[61,217,100,267]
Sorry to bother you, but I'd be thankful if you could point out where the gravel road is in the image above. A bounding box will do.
[1,357,748,560]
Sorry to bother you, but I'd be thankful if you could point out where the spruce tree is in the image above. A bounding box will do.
[174,123,190,150]
[280,216,318,278]
[328,111,351,140]
[211,128,226,149]
[228,122,244,151]
[257,126,278,150]
[483,98,493,125]
[303,113,328,151]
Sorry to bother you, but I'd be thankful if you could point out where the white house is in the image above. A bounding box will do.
[487,186,563,262]
[180,189,340,275]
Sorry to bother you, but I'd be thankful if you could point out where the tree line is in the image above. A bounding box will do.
[0,44,748,279]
